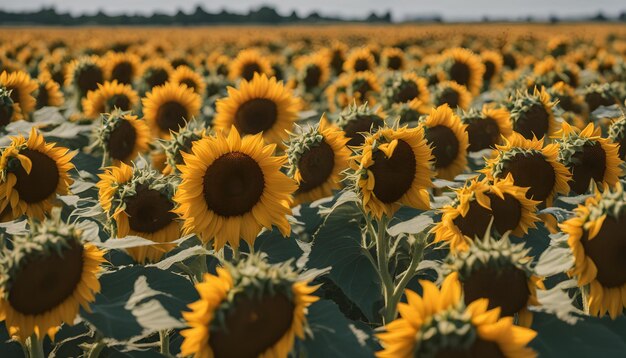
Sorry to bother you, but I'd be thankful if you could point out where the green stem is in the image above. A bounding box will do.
[375,216,395,324]
[87,342,105,358]
[26,334,44,358]
[388,234,427,319]
[581,285,590,315]
[160,330,170,356]
[232,245,240,262]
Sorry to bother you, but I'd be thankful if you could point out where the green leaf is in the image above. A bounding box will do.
[301,300,375,357]
[252,229,304,264]
[81,266,198,340]
[307,202,382,323]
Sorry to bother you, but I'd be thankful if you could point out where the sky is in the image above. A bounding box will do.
[1,0,624,21]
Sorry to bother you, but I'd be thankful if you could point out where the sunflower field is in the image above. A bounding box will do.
[1,23,626,357]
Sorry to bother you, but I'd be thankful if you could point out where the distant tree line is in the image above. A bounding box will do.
[0,5,394,26]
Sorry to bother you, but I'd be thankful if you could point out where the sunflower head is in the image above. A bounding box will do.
[380,72,430,109]
[293,52,331,92]
[104,51,141,85]
[483,132,571,206]
[351,125,433,219]
[158,119,207,175]
[380,47,406,71]
[439,47,486,95]
[139,58,174,90]
[508,87,558,140]
[97,163,180,263]
[142,81,202,139]
[583,83,618,114]
[548,81,585,115]
[343,47,376,73]
[420,104,469,180]
[608,115,626,160]
[432,175,540,253]
[561,183,626,319]
[286,116,351,205]
[173,128,296,251]
[376,274,537,358]
[0,86,17,127]
[170,65,207,97]
[181,254,319,358]
[460,106,512,152]
[481,50,503,86]
[214,73,300,145]
[432,80,472,110]
[93,109,151,166]
[228,49,274,81]
[0,208,106,340]
[65,56,105,97]
[0,127,75,220]
[555,122,623,195]
[336,102,386,148]
[35,76,64,110]
[444,234,544,325]
[81,80,139,120]
[0,70,38,120]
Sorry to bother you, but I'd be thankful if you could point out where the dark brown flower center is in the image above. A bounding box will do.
[107,119,137,161]
[569,142,606,195]
[171,58,191,69]
[426,125,460,169]
[436,337,506,358]
[556,94,577,113]
[8,87,20,104]
[353,81,372,100]
[585,92,615,113]
[466,117,501,152]
[483,61,496,83]
[0,101,14,126]
[106,94,132,113]
[241,62,262,81]
[8,241,84,315]
[76,65,104,95]
[387,56,402,70]
[514,103,549,140]
[331,51,344,73]
[209,293,295,358]
[581,213,626,288]
[112,61,134,84]
[503,53,517,70]
[617,137,626,160]
[36,84,50,109]
[125,185,175,233]
[463,265,530,317]
[12,149,60,204]
[394,82,419,104]
[145,68,169,88]
[370,139,416,203]
[449,61,471,87]
[453,193,522,239]
[180,79,197,92]
[156,101,188,133]
[436,87,460,109]
[203,152,265,217]
[354,58,371,72]
[343,115,384,147]
[234,98,278,136]
[499,152,555,203]
[303,65,322,90]
[297,140,335,193]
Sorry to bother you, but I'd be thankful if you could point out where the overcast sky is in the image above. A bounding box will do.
[2,0,624,21]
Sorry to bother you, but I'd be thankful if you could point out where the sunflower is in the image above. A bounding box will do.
[65,56,105,97]
[561,184,626,319]
[208,53,230,77]
[376,274,537,358]
[286,116,351,205]
[433,175,540,253]
[352,125,433,219]
[104,51,141,85]
[139,58,174,90]
[481,50,503,87]
[97,163,180,263]
[214,73,300,145]
[142,82,202,139]
[420,104,469,180]
[0,127,75,220]
[583,83,618,113]
[170,65,207,97]
[548,81,586,117]
[180,255,319,358]
[158,120,207,175]
[380,47,406,71]
[0,210,106,340]
[94,110,151,165]
[608,116,626,160]
[293,52,331,92]
[532,57,580,88]
[228,49,273,81]
[439,47,486,95]
[460,106,512,152]
[432,80,472,110]
[343,47,376,73]
[81,80,139,119]
[336,103,386,147]
[0,86,19,126]
[173,128,296,251]
[508,87,558,140]
[325,71,381,112]
[483,132,571,206]
[35,75,64,109]
[381,72,430,109]
[326,41,348,75]
[0,70,38,120]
